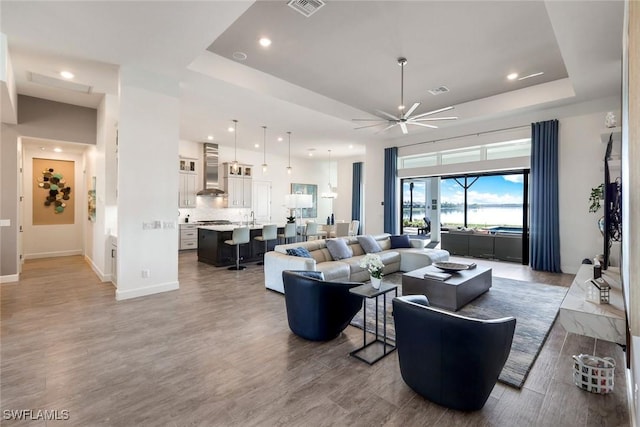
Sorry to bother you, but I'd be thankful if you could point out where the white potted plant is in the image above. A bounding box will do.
[359,253,384,289]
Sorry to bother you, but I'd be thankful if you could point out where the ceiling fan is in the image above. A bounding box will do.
[353,57,457,134]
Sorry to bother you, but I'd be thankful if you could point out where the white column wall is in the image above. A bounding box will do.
[115,67,180,300]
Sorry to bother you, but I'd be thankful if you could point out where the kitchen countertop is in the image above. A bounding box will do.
[197,223,287,232]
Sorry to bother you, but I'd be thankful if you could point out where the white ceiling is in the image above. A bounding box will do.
[0,1,625,160]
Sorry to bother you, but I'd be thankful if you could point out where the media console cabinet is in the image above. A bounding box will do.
[559,264,626,345]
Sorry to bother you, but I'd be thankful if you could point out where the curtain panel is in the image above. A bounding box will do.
[384,147,398,234]
[351,162,363,233]
[530,119,561,272]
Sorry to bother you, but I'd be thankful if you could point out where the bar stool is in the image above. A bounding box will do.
[224,227,250,270]
[278,222,297,244]
[304,221,327,241]
[254,224,278,265]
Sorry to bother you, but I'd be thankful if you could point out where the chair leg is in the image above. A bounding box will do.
[228,244,246,271]
[257,241,267,265]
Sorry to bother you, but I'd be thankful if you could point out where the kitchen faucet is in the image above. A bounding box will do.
[250,211,256,226]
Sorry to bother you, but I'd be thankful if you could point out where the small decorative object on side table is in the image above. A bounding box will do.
[359,253,384,289]
[585,277,610,304]
[349,282,398,365]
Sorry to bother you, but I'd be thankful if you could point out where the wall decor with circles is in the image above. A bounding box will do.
[33,158,75,225]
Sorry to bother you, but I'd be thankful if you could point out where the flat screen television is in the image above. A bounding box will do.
[603,134,622,270]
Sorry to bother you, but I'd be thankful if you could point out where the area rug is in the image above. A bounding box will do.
[350,273,568,389]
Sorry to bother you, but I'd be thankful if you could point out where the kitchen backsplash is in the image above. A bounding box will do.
[179,197,250,223]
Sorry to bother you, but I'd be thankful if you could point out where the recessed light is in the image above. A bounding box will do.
[40,147,46,151]
[53,147,62,153]
[259,37,272,47]
[60,71,74,79]
[277,137,283,142]
[232,52,247,61]
[207,135,214,140]
[228,127,234,132]
[507,73,519,81]
[254,143,260,148]
[349,145,353,149]
[308,148,316,157]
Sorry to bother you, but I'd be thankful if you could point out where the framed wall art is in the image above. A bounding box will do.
[291,183,317,218]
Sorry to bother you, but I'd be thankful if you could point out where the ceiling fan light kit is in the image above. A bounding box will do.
[353,57,458,134]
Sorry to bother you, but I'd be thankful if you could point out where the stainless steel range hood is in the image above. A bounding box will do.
[196,143,226,196]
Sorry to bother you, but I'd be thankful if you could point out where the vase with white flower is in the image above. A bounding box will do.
[359,253,384,289]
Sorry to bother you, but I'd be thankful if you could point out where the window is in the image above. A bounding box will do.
[441,172,526,229]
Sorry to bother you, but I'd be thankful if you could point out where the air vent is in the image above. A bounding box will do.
[428,86,450,96]
[287,0,325,17]
[28,72,92,94]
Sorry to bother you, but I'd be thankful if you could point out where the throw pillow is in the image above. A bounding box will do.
[390,234,411,249]
[357,235,382,254]
[325,239,353,260]
[285,247,313,258]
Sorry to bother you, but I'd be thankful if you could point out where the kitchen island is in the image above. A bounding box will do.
[198,224,286,267]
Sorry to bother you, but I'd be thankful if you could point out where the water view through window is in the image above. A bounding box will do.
[441,174,525,228]
[402,172,527,230]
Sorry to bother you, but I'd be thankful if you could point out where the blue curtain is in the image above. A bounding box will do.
[384,147,398,234]
[530,119,561,272]
[351,162,362,233]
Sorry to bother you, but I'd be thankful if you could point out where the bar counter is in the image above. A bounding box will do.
[197,224,286,267]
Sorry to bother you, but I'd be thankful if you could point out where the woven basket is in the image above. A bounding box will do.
[572,354,615,394]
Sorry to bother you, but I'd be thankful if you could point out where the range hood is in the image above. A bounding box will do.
[196,143,226,196]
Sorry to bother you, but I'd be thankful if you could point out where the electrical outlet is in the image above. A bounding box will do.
[163,221,176,229]
[141,269,150,278]
[142,222,154,230]
[153,220,162,229]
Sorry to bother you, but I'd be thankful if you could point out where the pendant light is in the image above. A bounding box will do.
[286,131,292,175]
[321,149,338,199]
[231,119,239,173]
[261,126,268,173]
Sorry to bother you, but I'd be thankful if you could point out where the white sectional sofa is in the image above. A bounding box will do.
[264,234,450,293]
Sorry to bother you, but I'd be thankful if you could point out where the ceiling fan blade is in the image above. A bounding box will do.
[352,118,388,122]
[403,102,420,119]
[412,116,458,122]
[354,123,389,130]
[400,122,409,134]
[410,106,454,120]
[375,123,398,134]
[411,122,438,129]
[376,109,401,121]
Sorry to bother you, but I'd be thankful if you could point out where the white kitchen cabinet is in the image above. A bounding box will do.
[224,176,252,208]
[179,157,197,173]
[223,162,252,208]
[179,223,197,250]
[179,172,197,208]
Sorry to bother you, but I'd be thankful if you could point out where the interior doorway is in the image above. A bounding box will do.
[21,138,88,261]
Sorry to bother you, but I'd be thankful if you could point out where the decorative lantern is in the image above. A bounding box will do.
[585,278,610,304]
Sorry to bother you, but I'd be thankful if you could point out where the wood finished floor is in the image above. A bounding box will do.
[0,253,630,426]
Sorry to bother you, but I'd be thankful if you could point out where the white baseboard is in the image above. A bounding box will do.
[84,255,113,283]
[626,367,638,427]
[0,274,19,283]
[24,250,83,260]
[115,281,179,301]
